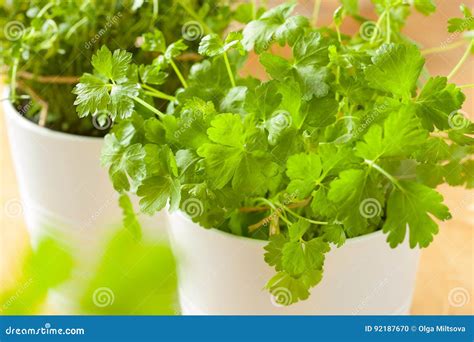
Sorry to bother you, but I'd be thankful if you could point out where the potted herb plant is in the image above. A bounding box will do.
[0,0,237,250]
[74,1,473,314]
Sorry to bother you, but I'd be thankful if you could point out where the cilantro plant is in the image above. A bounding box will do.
[74,1,473,304]
[1,0,235,136]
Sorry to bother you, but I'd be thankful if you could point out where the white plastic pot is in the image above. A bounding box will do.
[168,211,421,315]
[3,96,167,311]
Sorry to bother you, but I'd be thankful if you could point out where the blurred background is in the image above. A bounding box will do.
[1,0,473,315]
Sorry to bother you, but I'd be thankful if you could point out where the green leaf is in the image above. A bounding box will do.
[383,181,451,248]
[118,193,142,240]
[448,5,474,33]
[286,153,322,198]
[242,2,309,53]
[413,0,436,16]
[415,76,466,131]
[137,175,181,214]
[164,39,188,61]
[356,105,428,160]
[141,29,166,52]
[322,224,346,247]
[365,43,425,99]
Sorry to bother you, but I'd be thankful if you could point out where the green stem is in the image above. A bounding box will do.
[170,60,188,88]
[283,205,328,225]
[459,83,474,89]
[132,96,164,118]
[448,41,473,80]
[141,84,176,101]
[421,40,466,55]
[385,10,391,44]
[313,0,322,26]
[370,10,387,44]
[152,0,159,19]
[251,0,257,20]
[364,159,403,190]
[10,58,18,100]
[177,0,213,34]
[223,52,236,87]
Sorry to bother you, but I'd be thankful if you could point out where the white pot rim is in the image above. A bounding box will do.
[172,210,386,247]
[2,88,102,142]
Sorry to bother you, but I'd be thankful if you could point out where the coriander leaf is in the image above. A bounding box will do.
[356,105,428,160]
[448,5,474,33]
[286,153,322,198]
[164,39,188,61]
[383,181,451,248]
[175,99,216,149]
[415,76,466,131]
[118,193,142,240]
[340,0,359,15]
[365,43,425,99]
[328,169,384,236]
[414,0,436,16]
[101,135,146,192]
[139,64,168,85]
[73,47,138,120]
[322,224,346,247]
[288,219,310,241]
[265,271,313,304]
[242,2,309,53]
[137,176,181,214]
[244,81,282,120]
[141,29,166,53]
[264,234,287,271]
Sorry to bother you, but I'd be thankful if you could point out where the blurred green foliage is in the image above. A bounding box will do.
[0,227,178,315]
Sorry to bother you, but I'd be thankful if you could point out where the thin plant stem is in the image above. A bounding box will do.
[459,83,474,89]
[169,60,188,88]
[364,159,403,190]
[223,52,236,87]
[421,40,466,55]
[132,96,164,118]
[141,84,176,101]
[448,41,473,80]
[313,0,322,27]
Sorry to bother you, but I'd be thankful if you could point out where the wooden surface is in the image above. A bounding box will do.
[0,0,473,315]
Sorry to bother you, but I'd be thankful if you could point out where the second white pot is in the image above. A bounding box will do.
[167,211,421,315]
